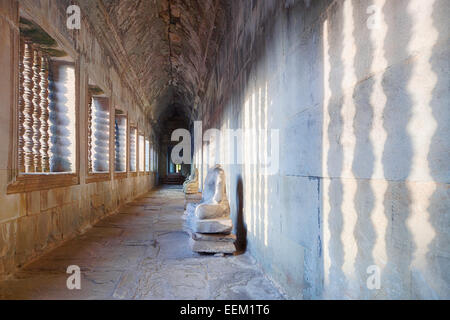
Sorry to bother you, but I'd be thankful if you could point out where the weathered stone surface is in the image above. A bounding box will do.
[185,193,202,200]
[184,201,199,215]
[0,0,158,280]
[74,0,229,125]
[184,166,235,254]
[0,187,283,300]
[195,165,230,220]
[184,192,202,209]
[192,232,236,243]
[189,238,235,254]
[183,168,199,194]
[1,0,448,301]
[192,218,232,234]
[0,221,17,276]
[190,0,450,300]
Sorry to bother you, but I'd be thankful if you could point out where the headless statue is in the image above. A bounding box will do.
[184,165,235,253]
[183,168,199,194]
[185,164,230,221]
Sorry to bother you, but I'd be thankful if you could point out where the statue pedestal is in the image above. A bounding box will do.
[192,217,233,234]
[189,237,236,254]
[185,228,236,254]
[184,213,236,254]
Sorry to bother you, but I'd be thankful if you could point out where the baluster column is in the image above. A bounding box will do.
[88,93,93,173]
[32,48,42,172]
[18,39,25,173]
[40,56,50,172]
[92,98,110,172]
[23,41,34,173]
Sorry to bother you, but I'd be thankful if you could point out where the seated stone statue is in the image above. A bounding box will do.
[185,164,230,220]
[186,165,230,220]
[184,165,235,253]
[183,168,199,194]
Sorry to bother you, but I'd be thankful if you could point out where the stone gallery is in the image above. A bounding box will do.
[0,0,448,301]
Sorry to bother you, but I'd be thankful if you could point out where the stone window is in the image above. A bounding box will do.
[114,110,127,173]
[138,133,145,172]
[150,143,157,172]
[129,126,137,172]
[154,147,158,172]
[8,17,79,193]
[150,144,154,172]
[145,137,150,172]
[87,84,110,175]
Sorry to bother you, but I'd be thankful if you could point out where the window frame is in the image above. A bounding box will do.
[7,13,80,194]
[138,132,146,175]
[128,124,138,177]
[85,78,111,184]
[149,141,153,172]
[113,109,128,179]
[145,136,150,175]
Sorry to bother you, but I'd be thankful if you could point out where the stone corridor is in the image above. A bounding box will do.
[0,186,283,300]
[1,0,448,300]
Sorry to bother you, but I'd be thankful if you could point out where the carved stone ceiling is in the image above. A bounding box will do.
[80,0,228,124]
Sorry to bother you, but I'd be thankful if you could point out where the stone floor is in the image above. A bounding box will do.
[0,186,284,300]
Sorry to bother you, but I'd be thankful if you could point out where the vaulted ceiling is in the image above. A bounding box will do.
[80,0,229,126]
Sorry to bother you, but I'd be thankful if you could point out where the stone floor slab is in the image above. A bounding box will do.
[0,186,284,300]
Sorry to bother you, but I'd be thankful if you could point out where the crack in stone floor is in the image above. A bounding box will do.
[0,186,285,300]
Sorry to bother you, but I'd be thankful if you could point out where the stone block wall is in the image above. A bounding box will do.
[0,0,157,278]
[197,0,449,299]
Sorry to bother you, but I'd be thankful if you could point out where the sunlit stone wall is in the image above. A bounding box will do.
[0,0,158,278]
[198,0,449,299]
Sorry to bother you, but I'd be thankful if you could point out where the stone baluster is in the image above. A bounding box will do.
[114,116,127,172]
[18,39,25,173]
[88,93,93,173]
[40,56,50,172]
[145,139,149,171]
[49,62,76,172]
[130,128,136,171]
[32,48,42,172]
[93,98,110,172]
[120,122,127,171]
[23,41,34,173]
[139,135,144,172]
[114,119,120,171]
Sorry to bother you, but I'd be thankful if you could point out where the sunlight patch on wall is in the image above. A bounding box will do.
[322,17,331,289]
[407,0,438,182]
[243,97,253,236]
[264,82,269,247]
[405,0,438,270]
[369,0,389,270]
[340,0,357,284]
